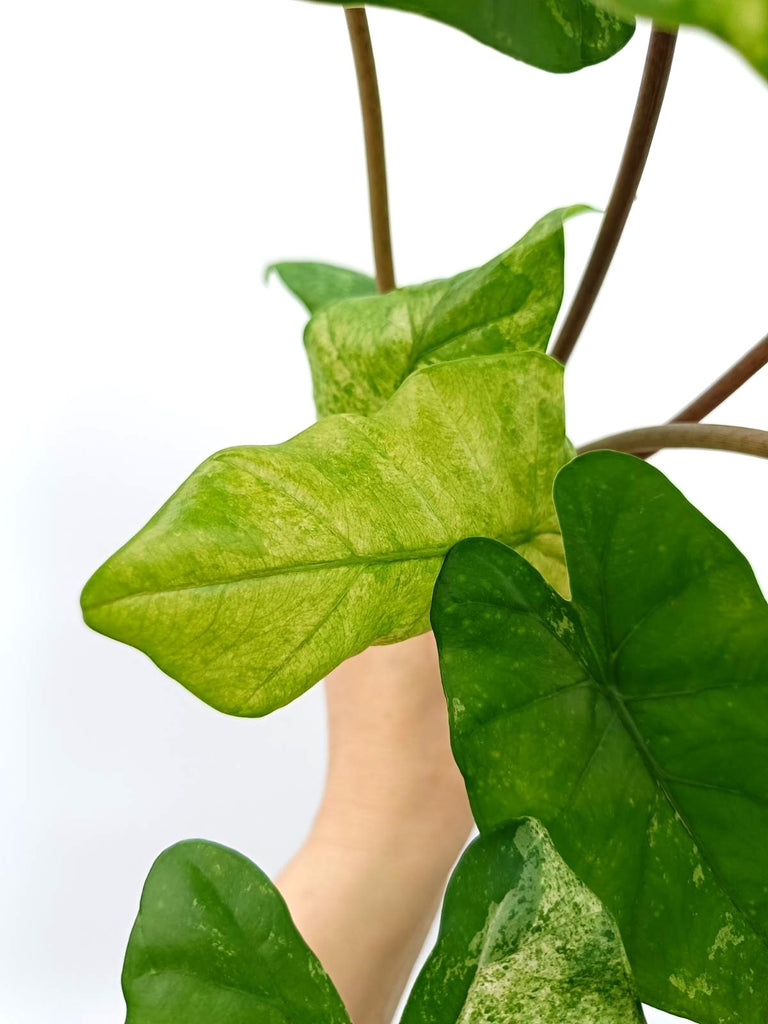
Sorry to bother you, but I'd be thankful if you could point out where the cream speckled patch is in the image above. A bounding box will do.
[457,822,643,1023]
[401,819,644,1024]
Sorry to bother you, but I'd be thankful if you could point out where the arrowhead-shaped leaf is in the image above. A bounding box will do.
[310,1,634,73]
[432,452,768,1023]
[595,0,768,82]
[267,261,377,313]
[402,819,645,1024]
[82,352,570,716]
[304,207,588,417]
[122,840,352,1024]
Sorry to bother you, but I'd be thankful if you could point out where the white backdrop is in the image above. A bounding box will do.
[2,2,767,1021]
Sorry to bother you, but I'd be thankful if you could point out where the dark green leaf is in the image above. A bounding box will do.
[82,352,570,716]
[311,0,634,73]
[306,207,588,417]
[433,452,768,1023]
[596,0,768,81]
[122,840,351,1024]
[267,261,377,314]
[402,819,644,1024]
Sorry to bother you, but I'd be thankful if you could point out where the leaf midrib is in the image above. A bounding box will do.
[590,608,768,953]
[459,566,768,953]
[581,509,767,948]
[83,545,451,613]
[85,530,556,614]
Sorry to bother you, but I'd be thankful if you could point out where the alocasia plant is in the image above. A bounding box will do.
[82,352,570,715]
[432,452,768,1023]
[80,3,768,1022]
[123,822,645,1023]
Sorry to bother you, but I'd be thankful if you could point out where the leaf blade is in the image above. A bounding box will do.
[267,261,377,313]
[401,819,645,1024]
[123,840,352,1024]
[82,351,570,716]
[433,452,768,1023]
[306,207,589,417]
[310,0,635,73]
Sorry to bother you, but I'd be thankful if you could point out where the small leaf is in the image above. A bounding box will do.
[310,0,634,73]
[122,839,352,1023]
[402,819,645,1024]
[306,207,588,417]
[82,351,570,716]
[596,0,768,81]
[267,261,377,313]
[432,452,768,1023]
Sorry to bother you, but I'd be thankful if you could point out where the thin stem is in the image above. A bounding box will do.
[345,7,396,293]
[636,332,768,458]
[551,26,678,365]
[578,423,768,460]
[669,332,768,423]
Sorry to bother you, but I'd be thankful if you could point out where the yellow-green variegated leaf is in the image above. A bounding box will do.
[82,352,569,717]
[267,262,376,314]
[304,207,588,416]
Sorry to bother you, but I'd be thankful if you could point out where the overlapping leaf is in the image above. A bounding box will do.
[402,819,644,1023]
[310,0,634,73]
[268,261,376,313]
[299,207,587,417]
[596,0,768,81]
[123,822,642,1024]
[433,452,768,1023]
[122,840,352,1024]
[82,352,570,716]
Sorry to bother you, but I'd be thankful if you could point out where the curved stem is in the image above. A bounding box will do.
[551,26,678,365]
[578,423,768,460]
[634,332,768,458]
[345,7,396,293]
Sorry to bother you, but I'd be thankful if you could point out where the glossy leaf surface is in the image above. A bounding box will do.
[305,207,587,417]
[597,0,768,80]
[402,819,644,1024]
[268,261,376,313]
[433,452,768,1023]
[312,0,634,73]
[122,840,351,1023]
[82,352,569,716]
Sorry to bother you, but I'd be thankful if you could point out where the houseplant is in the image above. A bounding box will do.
[82,2,768,1021]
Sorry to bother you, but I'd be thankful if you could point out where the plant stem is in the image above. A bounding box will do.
[551,26,677,365]
[669,332,768,424]
[634,332,768,458]
[578,423,768,460]
[345,6,396,293]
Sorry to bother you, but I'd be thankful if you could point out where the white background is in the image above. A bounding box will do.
[2,2,767,1021]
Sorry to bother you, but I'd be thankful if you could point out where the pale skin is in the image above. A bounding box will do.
[276,632,475,1024]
